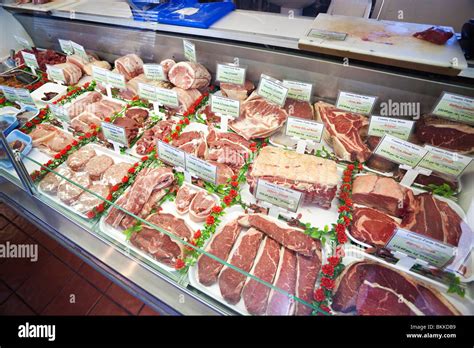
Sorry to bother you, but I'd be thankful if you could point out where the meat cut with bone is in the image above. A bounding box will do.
[175,185,198,215]
[314,101,371,162]
[189,191,217,222]
[238,214,319,257]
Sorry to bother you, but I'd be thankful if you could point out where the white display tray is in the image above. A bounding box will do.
[188,209,326,316]
[338,245,473,315]
[98,181,221,274]
[37,143,136,219]
[30,82,68,108]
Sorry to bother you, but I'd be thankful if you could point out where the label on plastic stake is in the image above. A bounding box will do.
[106,85,112,99]
[218,113,229,132]
[399,164,432,187]
[296,139,307,154]
[184,171,193,183]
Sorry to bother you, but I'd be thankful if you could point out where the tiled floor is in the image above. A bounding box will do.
[0,202,160,316]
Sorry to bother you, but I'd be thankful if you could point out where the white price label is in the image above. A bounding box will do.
[15,88,35,105]
[257,74,288,107]
[432,92,474,125]
[49,103,70,122]
[417,146,472,178]
[58,39,74,55]
[156,87,179,108]
[143,64,166,81]
[282,80,312,102]
[210,95,240,119]
[185,154,217,184]
[70,41,89,62]
[107,71,126,90]
[183,40,197,62]
[138,83,157,101]
[46,65,66,83]
[101,121,128,147]
[255,179,302,213]
[216,64,246,85]
[285,117,324,143]
[336,91,377,115]
[91,66,109,85]
[21,51,39,69]
[157,140,186,168]
[368,116,415,140]
[1,86,19,102]
[373,134,428,168]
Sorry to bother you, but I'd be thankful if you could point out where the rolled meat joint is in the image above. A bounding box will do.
[52,62,83,85]
[160,59,176,78]
[173,87,202,113]
[114,54,144,81]
[189,191,218,222]
[168,61,211,90]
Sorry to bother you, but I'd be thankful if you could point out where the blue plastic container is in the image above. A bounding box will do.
[0,129,33,169]
[129,0,235,28]
[0,114,19,136]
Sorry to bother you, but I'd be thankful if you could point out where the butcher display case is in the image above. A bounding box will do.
[1,1,473,316]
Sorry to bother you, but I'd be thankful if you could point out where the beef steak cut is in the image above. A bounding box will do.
[350,207,399,247]
[198,219,242,286]
[218,228,263,305]
[295,250,322,315]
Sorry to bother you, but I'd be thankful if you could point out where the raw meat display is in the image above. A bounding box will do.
[119,74,173,100]
[53,62,83,85]
[160,59,176,78]
[413,26,454,45]
[365,136,397,173]
[350,207,399,247]
[125,107,149,124]
[218,228,264,304]
[189,191,217,222]
[114,54,144,80]
[229,91,288,140]
[175,185,198,214]
[284,98,314,120]
[415,116,474,154]
[206,128,252,171]
[209,160,235,185]
[102,162,133,186]
[66,54,93,73]
[14,48,65,71]
[331,262,459,315]
[83,60,111,76]
[130,212,193,267]
[29,124,75,155]
[66,145,96,171]
[199,104,220,124]
[352,175,415,217]
[400,192,463,246]
[83,154,114,180]
[238,214,319,257]
[57,172,91,205]
[72,183,109,214]
[66,91,103,118]
[198,219,242,286]
[105,167,175,229]
[135,120,176,155]
[295,251,322,316]
[314,101,371,162]
[38,167,73,193]
[173,87,202,113]
[220,80,255,101]
[247,147,338,209]
[109,117,139,144]
[173,131,207,158]
[266,248,297,315]
[71,112,102,133]
[242,237,281,315]
[168,62,211,90]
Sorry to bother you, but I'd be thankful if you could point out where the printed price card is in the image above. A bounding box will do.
[282,80,312,102]
[432,92,474,125]
[156,87,179,108]
[336,91,377,115]
[185,154,217,184]
[210,95,240,118]
[21,51,39,69]
[70,41,89,62]
[91,66,109,85]
[257,74,288,107]
[107,71,126,90]
[15,88,35,105]
[101,122,128,147]
[49,104,70,122]
[373,134,428,168]
[58,39,74,55]
[216,64,246,85]
[285,117,324,143]
[368,116,414,140]
[255,179,303,213]
[386,228,456,269]
[143,64,166,81]
[417,145,472,178]
[46,65,66,83]
[1,86,19,102]
[183,40,197,62]
[157,140,186,168]
[138,83,158,101]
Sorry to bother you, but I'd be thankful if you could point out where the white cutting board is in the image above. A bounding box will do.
[299,14,467,76]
